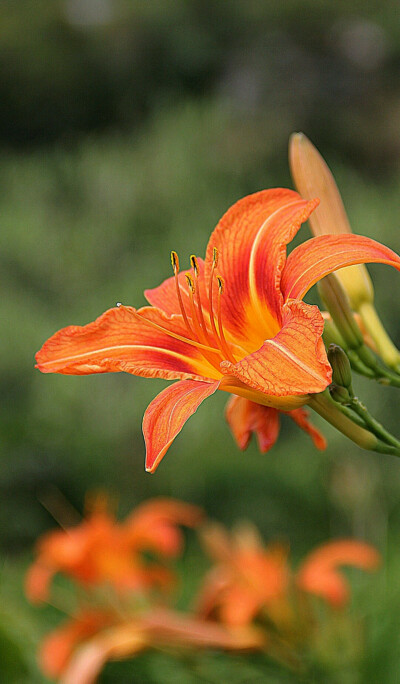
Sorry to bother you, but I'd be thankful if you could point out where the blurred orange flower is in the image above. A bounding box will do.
[197,523,289,628]
[197,524,380,630]
[26,496,202,603]
[296,539,381,607]
[40,607,264,684]
[35,189,400,471]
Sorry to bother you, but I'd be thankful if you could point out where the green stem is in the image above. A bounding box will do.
[310,391,400,456]
[346,349,375,378]
[309,391,380,450]
[356,345,400,387]
[349,397,400,449]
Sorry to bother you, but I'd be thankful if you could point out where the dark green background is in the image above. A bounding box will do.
[1,1,400,681]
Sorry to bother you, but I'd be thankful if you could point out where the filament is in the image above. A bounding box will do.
[216,276,235,362]
[171,251,194,337]
[185,273,211,348]
[208,248,223,347]
[130,308,221,354]
[190,255,214,348]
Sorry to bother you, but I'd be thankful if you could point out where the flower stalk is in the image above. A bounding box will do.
[309,390,400,456]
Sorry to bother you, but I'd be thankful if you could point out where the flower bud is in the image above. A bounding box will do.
[329,384,352,405]
[328,344,353,392]
[289,132,374,310]
[289,132,400,372]
[322,316,348,350]
[318,275,364,351]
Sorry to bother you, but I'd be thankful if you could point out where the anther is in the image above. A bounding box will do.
[190,255,199,276]
[213,247,219,267]
[217,276,224,293]
[171,250,179,274]
[185,273,195,294]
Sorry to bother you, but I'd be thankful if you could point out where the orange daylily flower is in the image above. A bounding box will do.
[197,523,289,628]
[26,497,202,603]
[41,607,264,684]
[35,188,400,471]
[197,525,380,631]
[296,539,381,607]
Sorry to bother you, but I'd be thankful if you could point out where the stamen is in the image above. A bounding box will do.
[130,308,221,354]
[185,272,195,293]
[171,250,179,273]
[213,246,218,267]
[185,274,224,367]
[171,250,193,337]
[185,273,208,345]
[216,276,235,362]
[190,254,213,347]
[190,254,199,276]
[208,248,223,349]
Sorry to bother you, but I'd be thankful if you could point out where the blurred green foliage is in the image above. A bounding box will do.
[1,0,400,682]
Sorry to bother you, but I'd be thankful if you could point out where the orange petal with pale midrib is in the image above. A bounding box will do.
[35,305,219,381]
[221,301,331,398]
[143,379,219,473]
[282,234,400,302]
[204,189,318,348]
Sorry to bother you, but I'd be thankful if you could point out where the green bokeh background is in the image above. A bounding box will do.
[1,1,400,681]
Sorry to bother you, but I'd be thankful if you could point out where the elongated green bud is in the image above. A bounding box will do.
[289,132,374,310]
[318,275,364,350]
[290,132,400,372]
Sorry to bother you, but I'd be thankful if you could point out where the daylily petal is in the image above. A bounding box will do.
[288,408,327,450]
[281,234,400,302]
[225,397,327,453]
[124,497,203,556]
[221,585,261,627]
[35,305,219,381]
[143,379,220,473]
[204,189,318,348]
[225,396,280,452]
[296,539,380,607]
[25,562,55,604]
[60,622,147,684]
[140,607,266,650]
[221,301,331,398]
[40,611,114,680]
